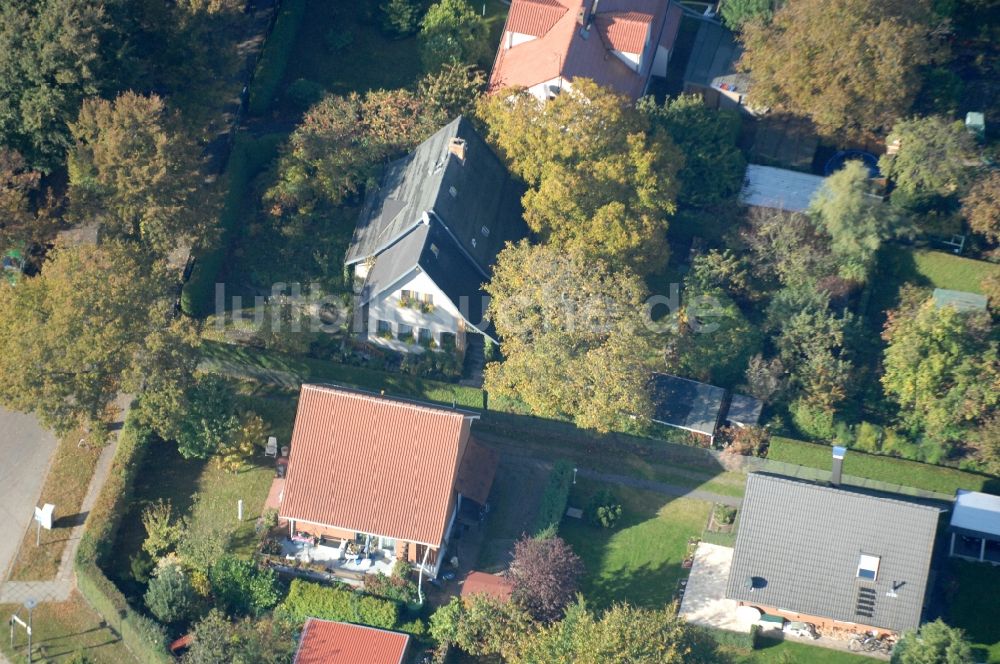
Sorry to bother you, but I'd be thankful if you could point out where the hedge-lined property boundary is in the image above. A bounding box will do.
[248,0,307,116]
[768,436,998,496]
[533,461,575,535]
[181,133,285,317]
[75,412,171,664]
[277,578,401,629]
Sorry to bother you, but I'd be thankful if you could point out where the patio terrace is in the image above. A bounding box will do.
[269,537,397,586]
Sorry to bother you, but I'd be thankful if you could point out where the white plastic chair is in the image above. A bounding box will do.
[265,436,278,457]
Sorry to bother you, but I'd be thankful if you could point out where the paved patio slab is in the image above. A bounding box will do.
[679,542,754,633]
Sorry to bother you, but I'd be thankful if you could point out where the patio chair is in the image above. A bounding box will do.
[265,436,278,458]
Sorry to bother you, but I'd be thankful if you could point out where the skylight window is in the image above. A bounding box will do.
[857,554,880,581]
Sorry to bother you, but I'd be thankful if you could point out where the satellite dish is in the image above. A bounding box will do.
[34,504,55,530]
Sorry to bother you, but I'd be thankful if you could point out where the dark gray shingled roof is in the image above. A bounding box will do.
[727,473,942,633]
[346,116,526,271]
[727,393,762,427]
[650,373,726,437]
[348,117,526,338]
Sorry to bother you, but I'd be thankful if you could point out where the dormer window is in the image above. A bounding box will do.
[857,554,880,581]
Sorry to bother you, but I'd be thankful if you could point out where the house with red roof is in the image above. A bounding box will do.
[293,619,410,664]
[277,384,498,582]
[489,0,684,100]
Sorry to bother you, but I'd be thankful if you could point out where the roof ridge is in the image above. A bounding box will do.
[301,383,480,419]
[748,472,944,512]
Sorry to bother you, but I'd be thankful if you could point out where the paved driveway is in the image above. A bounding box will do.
[680,542,755,632]
[0,408,59,580]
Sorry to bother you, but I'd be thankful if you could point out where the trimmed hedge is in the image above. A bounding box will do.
[75,410,172,664]
[248,0,307,116]
[181,133,284,317]
[277,579,401,629]
[533,460,575,535]
[768,436,998,496]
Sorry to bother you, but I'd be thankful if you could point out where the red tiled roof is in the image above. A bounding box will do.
[489,0,679,100]
[507,0,569,37]
[460,571,514,602]
[294,619,410,664]
[279,385,478,547]
[594,11,653,54]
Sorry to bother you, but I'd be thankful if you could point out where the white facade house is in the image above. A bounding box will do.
[345,117,527,355]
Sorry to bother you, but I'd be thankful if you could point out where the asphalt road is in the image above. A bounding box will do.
[0,408,58,580]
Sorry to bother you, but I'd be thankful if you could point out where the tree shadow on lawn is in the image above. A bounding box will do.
[560,480,710,611]
[939,559,1000,661]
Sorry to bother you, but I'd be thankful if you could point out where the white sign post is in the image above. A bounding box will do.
[33,504,54,547]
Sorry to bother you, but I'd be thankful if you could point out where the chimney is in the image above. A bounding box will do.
[448,137,467,163]
[831,445,846,486]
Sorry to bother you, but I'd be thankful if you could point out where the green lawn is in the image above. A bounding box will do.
[768,437,999,496]
[477,460,551,570]
[729,636,876,663]
[106,389,294,600]
[560,479,709,610]
[201,339,486,409]
[874,246,999,313]
[945,561,1000,663]
[0,594,137,663]
[6,429,102,581]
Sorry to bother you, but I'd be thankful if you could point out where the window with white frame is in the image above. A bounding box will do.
[857,554,880,581]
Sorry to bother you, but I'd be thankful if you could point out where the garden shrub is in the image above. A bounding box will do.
[144,562,198,624]
[789,399,836,441]
[364,571,419,604]
[586,489,623,528]
[209,555,281,617]
[278,578,401,629]
[533,460,574,535]
[248,0,307,115]
[713,504,737,526]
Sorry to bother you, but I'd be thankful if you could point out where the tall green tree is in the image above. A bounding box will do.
[809,160,909,282]
[485,241,662,432]
[879,116,975,198]
[639,94,745,209]
[882,299,999,443]
[267,88,446,213]
[720,0,777,30]
[479,81,682,273]
[0,149,58,249]
[514,601,714,664]
[419,0,489,72]
[673,286,761,386]
[739,0,940,137]
[0,241,178,434]
[381,0,423,36]
[430,595,535,660]
[68,92,210,256]
[962,171,1000,244]
[0,0,112,171]
[891,619,974,664]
